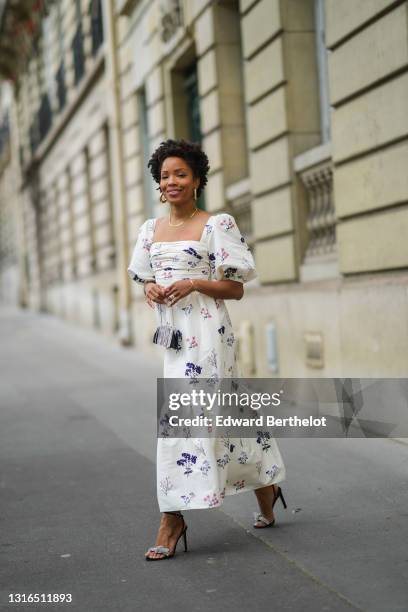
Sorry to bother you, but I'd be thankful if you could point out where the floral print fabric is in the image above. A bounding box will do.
[128,213,286,511]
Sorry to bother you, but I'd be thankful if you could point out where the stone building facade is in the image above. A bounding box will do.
[0,0,407,376]
[0,84,19,305]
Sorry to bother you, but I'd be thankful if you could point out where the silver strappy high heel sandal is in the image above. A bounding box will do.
[145,511,188,561]
[253,484,287,528]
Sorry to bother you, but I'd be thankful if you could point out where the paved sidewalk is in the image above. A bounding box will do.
[0,308,407,612]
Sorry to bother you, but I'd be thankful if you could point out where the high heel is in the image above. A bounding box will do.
[278,486,287,509]
[145,511,188,561]
[253,485,287,528]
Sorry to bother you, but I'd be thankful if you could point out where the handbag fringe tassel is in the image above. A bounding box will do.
[152,303,182,351]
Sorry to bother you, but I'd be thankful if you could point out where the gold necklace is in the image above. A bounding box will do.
[169,207,199,227]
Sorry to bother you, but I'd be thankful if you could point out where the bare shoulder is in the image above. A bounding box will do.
[154,216,167,229]
[198,211,214,222]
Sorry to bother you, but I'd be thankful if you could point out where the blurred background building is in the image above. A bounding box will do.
[0,0,407,376]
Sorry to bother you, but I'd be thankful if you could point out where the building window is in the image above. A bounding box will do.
[292,0,336,281]
[139,90,155,218]
[55,62,66,112]
[183,63,205,209]
[38,93,52,142]
[183,65,201,144]
[72,1,85,86]
[72,24,85,85]
[90,0,104,56]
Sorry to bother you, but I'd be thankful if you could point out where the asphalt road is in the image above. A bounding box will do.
[1,307,407,612]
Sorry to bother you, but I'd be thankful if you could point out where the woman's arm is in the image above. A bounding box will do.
[164,278,243,305]
[191,278,243,300]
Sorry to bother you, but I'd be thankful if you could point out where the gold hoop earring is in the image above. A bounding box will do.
[159,192,167,203]
[193,188,198,201]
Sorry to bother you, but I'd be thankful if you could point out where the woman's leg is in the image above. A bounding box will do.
[145,511,186,560]
[253,484,279,527]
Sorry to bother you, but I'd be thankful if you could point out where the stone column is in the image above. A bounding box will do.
[242,0,320,283]
[196,1,248,212]
[61,0,79,102]
[101,0,132,345]
[81,0,94,71]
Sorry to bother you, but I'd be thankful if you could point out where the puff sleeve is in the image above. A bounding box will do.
[127,218,155,284]
[207,213,257,283]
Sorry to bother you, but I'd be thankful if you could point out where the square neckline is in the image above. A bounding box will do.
[150,214,216,246]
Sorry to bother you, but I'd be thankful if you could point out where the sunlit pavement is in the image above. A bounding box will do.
[1,307,407,612]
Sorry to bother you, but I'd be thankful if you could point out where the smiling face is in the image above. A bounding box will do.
[159,156,200,205]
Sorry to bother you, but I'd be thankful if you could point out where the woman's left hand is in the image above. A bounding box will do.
[164,280,194,306]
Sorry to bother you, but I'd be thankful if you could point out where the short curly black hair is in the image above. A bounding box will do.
[147,139,210,197]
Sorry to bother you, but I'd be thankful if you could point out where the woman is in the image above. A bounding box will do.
[128,139,287,561]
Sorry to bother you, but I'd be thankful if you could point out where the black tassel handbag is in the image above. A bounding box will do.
[153,303,182,351]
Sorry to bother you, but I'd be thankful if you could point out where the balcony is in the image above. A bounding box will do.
[23,37,105,172]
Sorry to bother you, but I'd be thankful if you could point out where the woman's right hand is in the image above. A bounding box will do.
[144,282,166,308]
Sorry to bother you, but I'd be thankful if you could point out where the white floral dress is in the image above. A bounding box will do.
[128,213,286,511]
